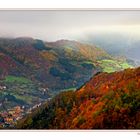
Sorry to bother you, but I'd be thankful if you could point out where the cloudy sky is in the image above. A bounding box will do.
[0,10,140,41]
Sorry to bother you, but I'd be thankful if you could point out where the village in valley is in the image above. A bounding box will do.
[0,102,47,128]
[0,84,51,128]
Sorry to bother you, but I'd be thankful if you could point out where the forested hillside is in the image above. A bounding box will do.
[17,67,140,129]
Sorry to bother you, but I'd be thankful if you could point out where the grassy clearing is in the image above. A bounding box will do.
[120,62,133,69]
[4,75,31,84]
[97,59,133,73]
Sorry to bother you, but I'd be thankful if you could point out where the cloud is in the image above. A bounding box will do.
[0,11,140,41]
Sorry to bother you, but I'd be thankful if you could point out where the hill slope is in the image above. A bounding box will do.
[0,37,134,128]
[0,38,108,92]
[17,67,140,129]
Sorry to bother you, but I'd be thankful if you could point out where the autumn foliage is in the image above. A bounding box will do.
[17,67,140,129]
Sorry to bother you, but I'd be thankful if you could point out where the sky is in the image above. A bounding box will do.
[0,10,140,41]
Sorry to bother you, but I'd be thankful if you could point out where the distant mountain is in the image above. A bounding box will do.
[126,41,140,65]
[80,33,140,66]
[17,67,140,129]
[0,37,112,111]
[0,38,108,93]
[46,39,108,61]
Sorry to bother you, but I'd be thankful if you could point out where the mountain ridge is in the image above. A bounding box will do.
[0,37,109,114]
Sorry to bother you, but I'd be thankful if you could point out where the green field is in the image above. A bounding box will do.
[4,75,31,84]
[79,59,133,73]
[96,59,133,73]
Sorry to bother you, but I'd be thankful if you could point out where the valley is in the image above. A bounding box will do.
[0,37,135,128]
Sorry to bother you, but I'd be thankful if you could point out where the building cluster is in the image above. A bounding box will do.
[0,86,6,90]
[0,98,51,128]
[0,106,24,128]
